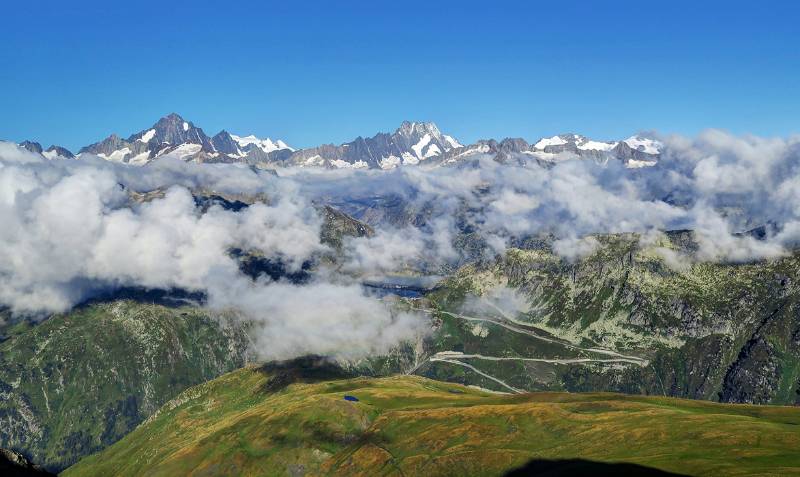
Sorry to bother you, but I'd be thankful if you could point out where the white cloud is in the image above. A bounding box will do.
[4,127,800,359]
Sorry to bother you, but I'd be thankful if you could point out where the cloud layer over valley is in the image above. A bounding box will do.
[3,129,800,360]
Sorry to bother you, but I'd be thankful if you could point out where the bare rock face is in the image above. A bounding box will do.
[18,141,43,154]
[76,113,293,165]
[79,113,215,163]
[319,205,374,249]
[286,120,462,169]
[720,335,781,404]
[0,448,54,476]
[44,145,74,159]
[38,113,664,169]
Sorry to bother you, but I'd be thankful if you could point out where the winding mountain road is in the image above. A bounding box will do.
[419,305,648,365]
[412,300,650,392]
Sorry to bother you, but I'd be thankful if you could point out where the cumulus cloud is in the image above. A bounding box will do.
[208,279,426,361]
[288,130,800,264]
[4,127,800,359]
[0,143,424,361]
[552,236,601,262]
[460,284,531,320]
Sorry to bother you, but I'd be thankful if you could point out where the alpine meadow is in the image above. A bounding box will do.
[2,1,800,476]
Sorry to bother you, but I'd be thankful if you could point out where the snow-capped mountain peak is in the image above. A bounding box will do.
[46,114,662,170]
[533,135,569,150]
[395,120,442,138]
[283,120,464,170]
[533,134,617,152]
[80,113,218,164]
[230,134,294,154]
[394,120,463,154]
[624,135,662,155]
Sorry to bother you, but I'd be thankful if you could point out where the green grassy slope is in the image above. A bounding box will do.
[65,366,800,477]
[401,233,800,404]
[0,300,250,472]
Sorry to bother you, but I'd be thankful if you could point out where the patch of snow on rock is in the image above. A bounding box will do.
[534,135,568,150]
[380,155,401,170]
[624,136,662,155]
[411,133,432,159]
[577,140,617,151]
[138,129,156,143]
[99,147,131,162]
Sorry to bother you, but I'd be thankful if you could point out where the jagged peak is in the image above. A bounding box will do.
[395,120,443,138]
[623,134,662,155]
[229,133,293,153]
[146,113,196,135]
[19,140,43,154]
[162,112,185,122]
[532,133,619,152]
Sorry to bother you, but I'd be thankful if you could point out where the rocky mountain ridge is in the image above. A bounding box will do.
[75,113,294,165]
[13,114,662,170]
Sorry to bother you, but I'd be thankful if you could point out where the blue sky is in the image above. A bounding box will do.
[1,0,798,151]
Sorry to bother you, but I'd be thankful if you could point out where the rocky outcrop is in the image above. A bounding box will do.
[0,448,54,476]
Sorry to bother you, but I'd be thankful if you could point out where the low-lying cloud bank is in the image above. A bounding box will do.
[289,130,800,263]
[2,129,800,358]
[0,144,425,360]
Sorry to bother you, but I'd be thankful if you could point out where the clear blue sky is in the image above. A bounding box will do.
[1,0,798,151]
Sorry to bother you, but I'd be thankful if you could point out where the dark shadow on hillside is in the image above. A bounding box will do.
[78,286,206,309]
[232,248,312,284]
[0,449,55,476]
[73,250,313,310]
[504,459,689,477]
[257,355,355,393]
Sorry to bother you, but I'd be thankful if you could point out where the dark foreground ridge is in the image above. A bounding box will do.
[0,449,55,477]
[505,459,690,477]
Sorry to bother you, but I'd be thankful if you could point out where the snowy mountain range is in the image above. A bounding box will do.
[285,120,463,169]
[72,113,295,165]
[13,113,662,170]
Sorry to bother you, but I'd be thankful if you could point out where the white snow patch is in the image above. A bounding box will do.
[331,159,369,169]
[98,147,131,162]
[626,159,658,168]
[401,152,419,165]
[182,122,189,131]
[411,133,432,159]
[166,143,202,160]
[424,143,441,158]
[624,136,662,155]
[379,155,401,170]
[534,135,568,150]
[128,151,151,165]
[155,144,173,157]
[443,135,462,149]
[275,140,293,151]
[230,134,293,153]
[522,150,559,161]
[577,140,617,151]
[138,129,156,143]
[303,154,324,166]
[443,144,491,164]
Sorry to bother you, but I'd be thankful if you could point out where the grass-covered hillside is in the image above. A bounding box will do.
[64,365,800,477]
[0,300,251,472]
[405,232,800,405]
[6,230,800,472]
